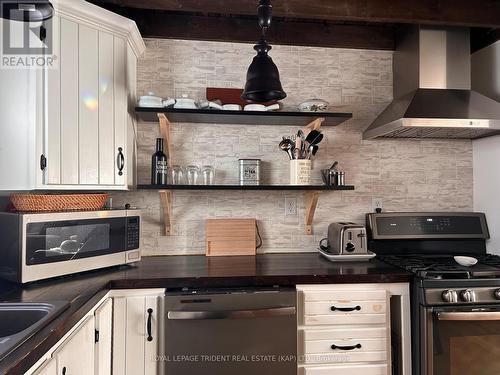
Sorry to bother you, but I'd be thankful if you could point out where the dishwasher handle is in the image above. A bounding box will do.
[167,306,296,320]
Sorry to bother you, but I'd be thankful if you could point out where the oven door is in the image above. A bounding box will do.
[425,305,500,375]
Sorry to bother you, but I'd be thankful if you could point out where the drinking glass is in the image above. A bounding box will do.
[202,165,215,185]
[186,165,200,185]
[170,165,184,185]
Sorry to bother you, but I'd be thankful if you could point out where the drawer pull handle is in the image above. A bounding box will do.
[147,308,153,341]
[331,343,362,351]
[330,305,361,312]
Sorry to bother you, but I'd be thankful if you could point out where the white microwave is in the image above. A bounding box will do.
[0,209,141,283]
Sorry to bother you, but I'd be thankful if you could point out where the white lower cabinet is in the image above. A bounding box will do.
[32,359,57,375]
[95,298,113,375]
[54,315,95,375]
[111,290,164,375]
[297,283,411,375]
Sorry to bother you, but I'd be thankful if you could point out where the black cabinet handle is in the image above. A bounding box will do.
[62,367,67,375]
[331,343,362,351]
[147,308,153,342]
[117,147,125,176]
[330,305,361,312]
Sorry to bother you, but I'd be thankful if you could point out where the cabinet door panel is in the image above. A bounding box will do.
[125,296,146,375]
[114,36,127,186]
[78,25,99,185]
[45,15,61,185]
[55,316,95,375]
[60,18,79,185]
[145,296,159,374]
[95,298,113,375]
[98,31,115,185]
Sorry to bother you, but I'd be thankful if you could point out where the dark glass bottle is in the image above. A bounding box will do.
[151,138,168,185]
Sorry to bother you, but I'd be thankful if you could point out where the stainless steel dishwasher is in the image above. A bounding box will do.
[164,287,297,375]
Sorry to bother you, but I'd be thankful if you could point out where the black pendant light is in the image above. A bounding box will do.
[241,0,286,103]
[1,1,53,22]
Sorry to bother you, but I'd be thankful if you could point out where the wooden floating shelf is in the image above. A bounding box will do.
[135,107,352,126]
[137,184,355,191]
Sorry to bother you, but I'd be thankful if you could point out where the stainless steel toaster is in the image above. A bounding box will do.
[322,222,368,255]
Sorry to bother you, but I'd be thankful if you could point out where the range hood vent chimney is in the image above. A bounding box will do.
[363,26,500,140]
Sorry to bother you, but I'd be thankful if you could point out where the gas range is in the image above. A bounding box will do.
[366,212,500,374]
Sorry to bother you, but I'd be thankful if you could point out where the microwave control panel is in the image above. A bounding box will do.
[126,216,140,250]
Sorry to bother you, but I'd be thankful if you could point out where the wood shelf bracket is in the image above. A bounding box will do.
[158,113,173,235]
[159,189,173,235]
[304,117,325,132]
[305,191,321,235]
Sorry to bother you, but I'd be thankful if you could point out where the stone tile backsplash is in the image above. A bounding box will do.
[110,39,473,256]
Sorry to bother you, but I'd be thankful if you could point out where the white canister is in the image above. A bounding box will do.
[290,160,311,185]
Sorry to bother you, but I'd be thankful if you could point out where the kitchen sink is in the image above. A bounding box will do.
[0,301,69,360]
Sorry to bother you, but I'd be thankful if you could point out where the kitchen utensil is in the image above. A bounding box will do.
[290,159,311,185]
[222,104,242,111]
[454,256,478,267]
[205,218,257,256]
[329,161,339,171]
[320,222,368,255]
[170,165,185,185]
[307,144,319,159]
[201,165,216,185]
[186,165,200,185]
[138,92,163,108]
[174,94,198,109]
[239,159,261,185]
[305,130,324,145]
[279,137,294,160]
[298,99,329,112]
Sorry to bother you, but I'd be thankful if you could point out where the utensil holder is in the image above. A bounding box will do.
[290,160,311,185]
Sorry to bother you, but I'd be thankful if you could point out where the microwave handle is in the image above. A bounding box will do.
[167,307,295,320]
[437,311,500,321]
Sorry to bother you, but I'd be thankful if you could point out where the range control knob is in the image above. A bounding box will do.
[460,289,476,303]
[441,290,458,303]
[494,289,500,300]
[345,242,356,253]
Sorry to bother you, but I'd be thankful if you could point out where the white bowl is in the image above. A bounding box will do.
[454,256,478,267]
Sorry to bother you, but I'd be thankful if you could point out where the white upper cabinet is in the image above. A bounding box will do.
[0,0,145,191]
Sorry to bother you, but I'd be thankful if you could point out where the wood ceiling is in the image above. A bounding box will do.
[90,0,500,52]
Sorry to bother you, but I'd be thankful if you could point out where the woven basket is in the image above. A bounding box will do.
[10,193,109,212]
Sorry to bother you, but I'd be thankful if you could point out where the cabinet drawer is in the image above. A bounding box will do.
[301,289,387,302]
[300,363,388,375]
[302,327,387,341]
[305,300,386,315]
[303,312,386,326]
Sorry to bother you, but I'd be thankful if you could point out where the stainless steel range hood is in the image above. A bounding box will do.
[363,26,500,140]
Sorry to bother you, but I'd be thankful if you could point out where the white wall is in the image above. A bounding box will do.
[472,41,500,253]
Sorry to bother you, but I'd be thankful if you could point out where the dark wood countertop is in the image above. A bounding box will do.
[0,253,411,374]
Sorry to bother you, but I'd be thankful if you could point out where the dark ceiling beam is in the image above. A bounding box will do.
[96,6,396,50]
[92,0,500,28]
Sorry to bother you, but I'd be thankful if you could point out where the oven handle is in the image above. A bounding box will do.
[167,307,296,320]
[437,311,500,321]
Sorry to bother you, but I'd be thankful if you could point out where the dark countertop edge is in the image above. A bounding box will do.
[0,254,411,374]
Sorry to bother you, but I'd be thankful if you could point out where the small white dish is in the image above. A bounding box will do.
[454,256,478,267]
[174,94,198,109]
[222,104,242,111]
[317,248,376,262]
[138,92,163,108]
[244,103,280,112]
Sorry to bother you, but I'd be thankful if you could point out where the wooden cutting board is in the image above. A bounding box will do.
[205,218,257,256]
